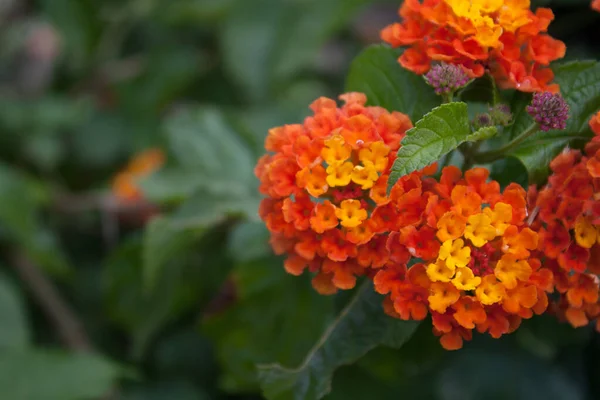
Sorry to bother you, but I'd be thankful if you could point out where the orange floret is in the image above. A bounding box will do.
[112,148,165,202]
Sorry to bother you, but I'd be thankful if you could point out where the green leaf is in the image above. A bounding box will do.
[107,233,232,359]
[153,330,217,384]
[158,0,237,25]
[435,344,585,400]
[117,47,206,116]
[37,0,98,71]
[345,45,440,122]
[388,102,472,190]
[227,222,271,263]
[258,281,420,400]
[142,107,261,289]
[138,169,206,204]
[164,107,256,196]
[508,61,600,183]
[0,274,29,349]
[139,168,257,205]
[121,381,211,400]
[142,216,207,290]
[0,164,48,239]
[204,258,335,393]
[142,193,258,291]
[458,73,500,106]
[0,349,123,400]
[170,191,260,230]
[0,164,69,276]
[221,0,367,101]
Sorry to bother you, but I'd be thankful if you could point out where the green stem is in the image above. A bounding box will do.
[442,92,454,104]
[462,141,482,171]
[471,123,539,164]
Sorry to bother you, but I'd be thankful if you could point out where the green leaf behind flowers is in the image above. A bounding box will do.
[345,45,440,122]
[258,281,420,400]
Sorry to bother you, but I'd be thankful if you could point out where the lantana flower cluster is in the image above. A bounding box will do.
[256,90,600,350]
[381,0,566,92]
[255,93,435,295]
[530,113,600,331]
[373,167,553,350]
[254,1,600,352]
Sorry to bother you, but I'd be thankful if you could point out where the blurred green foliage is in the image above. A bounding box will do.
[0,0,598,399]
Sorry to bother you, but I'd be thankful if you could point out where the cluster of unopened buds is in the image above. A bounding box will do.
[254,0,600,350]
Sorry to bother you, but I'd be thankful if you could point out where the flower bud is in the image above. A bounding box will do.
[472,113,493,130]
[489,104,512,126]
[424,63,471,95]
[526,92,569,132]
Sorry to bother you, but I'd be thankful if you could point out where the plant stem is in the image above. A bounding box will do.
[442,92,453,103]
[471,123,539,164]
[11,252,92,352]
[462,142,482,171]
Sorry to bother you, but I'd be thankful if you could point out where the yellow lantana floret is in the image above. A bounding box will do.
[426,259,455,283]
[476,275,505,305]
[575,215,598,249]
[498,0,532,33]
[335,199,367,228]
[464,213,497,247]
[494,254,532,290]
[471,0,503,13]
[322,135,351,166]
[428,282,460,313]
[484,202,512,235]
[438,238,471,269]
[452,267,482,291]
[358,141,390,172]
[473,17,503,48]
[436,211,467,242]
[326,162,353,187]
[351,162,379,190]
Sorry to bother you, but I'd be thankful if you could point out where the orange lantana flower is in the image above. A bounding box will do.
[374,167,551,350]
[531,112,600,333]
[256,93,425,294]
[112,148,165,202]
[381,0,565,92]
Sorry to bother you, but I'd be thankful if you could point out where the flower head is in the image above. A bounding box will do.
[382,0,565,92]
[257,93,425,294]
[526,92,569,131]
[473,113,493,130]
[532,123,600,334]
[373,166,550,350]
[489,104,513,126]
[424,63,471,95]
